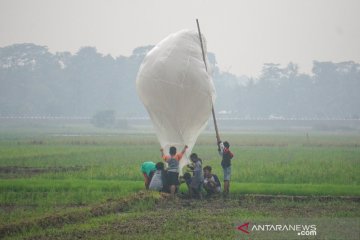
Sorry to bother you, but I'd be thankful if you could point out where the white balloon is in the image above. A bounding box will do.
[136,29,216,171]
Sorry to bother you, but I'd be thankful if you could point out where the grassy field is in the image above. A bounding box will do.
[0,127,359,239]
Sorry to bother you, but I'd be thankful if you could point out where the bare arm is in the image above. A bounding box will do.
[182,145,188,154]
[160,148,164,158]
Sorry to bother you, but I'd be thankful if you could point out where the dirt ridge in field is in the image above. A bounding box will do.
[235,194,360,202]
[0,191,163,239]
[1,192,359,239]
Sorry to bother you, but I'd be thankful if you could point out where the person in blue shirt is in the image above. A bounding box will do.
[141,161,156,190]
[183,153,204,198]
[189,153,203,198]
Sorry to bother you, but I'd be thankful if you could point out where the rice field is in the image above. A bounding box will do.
[0,128,359,239]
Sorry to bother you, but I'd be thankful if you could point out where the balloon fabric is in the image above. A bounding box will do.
[136,29,216,172]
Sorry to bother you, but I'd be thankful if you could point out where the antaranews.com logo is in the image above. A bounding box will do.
[237,222,317,237]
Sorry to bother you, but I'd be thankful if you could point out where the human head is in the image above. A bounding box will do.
[190,153,198,162]
[203,165,212,178]
[223,141,230,148]
[156,162,164,170]
[169,146,177,156]
[183,172,192,181]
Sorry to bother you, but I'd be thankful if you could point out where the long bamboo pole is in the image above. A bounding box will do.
[196,19,221,144]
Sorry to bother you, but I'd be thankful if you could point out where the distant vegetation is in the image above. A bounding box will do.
[91,110,116,128]
[0,43,359,118]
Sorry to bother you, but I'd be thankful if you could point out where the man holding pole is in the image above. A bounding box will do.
[218,140,234,195]
[197,19,234,195]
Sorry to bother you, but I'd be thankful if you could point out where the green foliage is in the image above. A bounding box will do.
[0,132,359,239]
[1,43,360,118]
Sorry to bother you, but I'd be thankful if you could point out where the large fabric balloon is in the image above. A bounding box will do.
[136,29,216,171]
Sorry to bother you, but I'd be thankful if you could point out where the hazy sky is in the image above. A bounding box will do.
[1,0,359,76]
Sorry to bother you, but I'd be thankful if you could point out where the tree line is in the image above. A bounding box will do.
[0,43,359,119]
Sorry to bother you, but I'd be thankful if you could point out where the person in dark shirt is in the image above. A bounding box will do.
[218,141,234,195]
[203,165,221,196]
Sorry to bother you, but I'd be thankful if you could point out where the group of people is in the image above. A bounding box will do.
[141,140,234,198]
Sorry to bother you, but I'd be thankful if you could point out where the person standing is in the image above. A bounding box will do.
[161,145,188,197]
[189,153,203,198]
[218,141,234,195]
